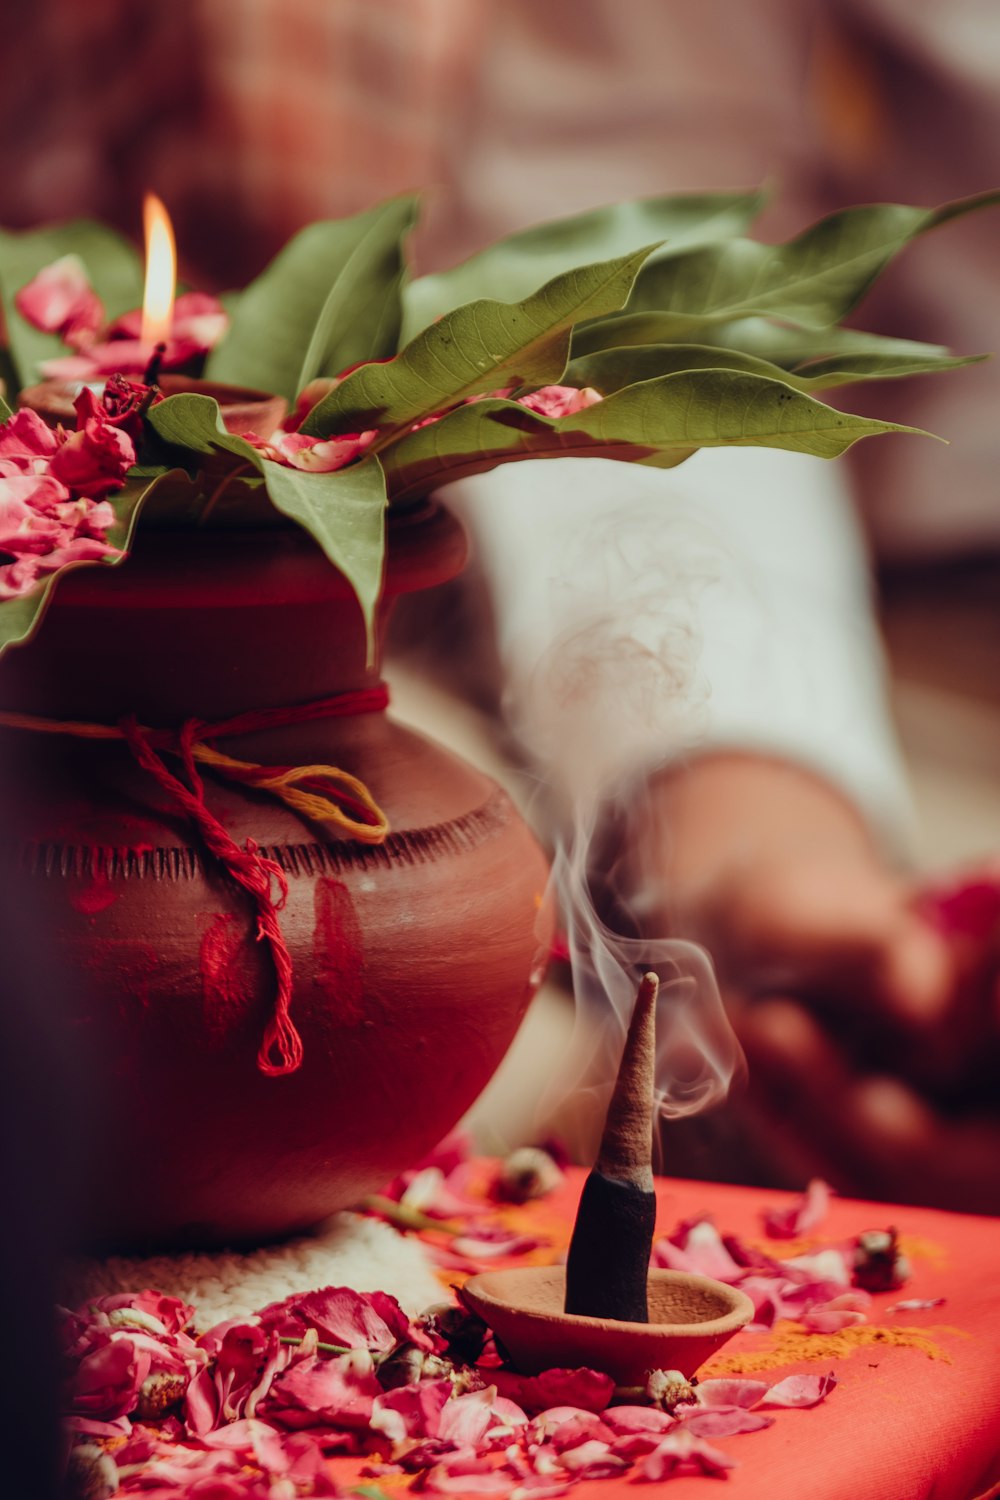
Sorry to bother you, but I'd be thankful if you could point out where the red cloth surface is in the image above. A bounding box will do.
[331,1166,1000,1500]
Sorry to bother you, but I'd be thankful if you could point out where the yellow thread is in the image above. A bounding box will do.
[198,746,389,842]
[0,708,389,844]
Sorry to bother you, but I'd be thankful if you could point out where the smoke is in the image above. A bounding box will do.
[485,467,747,1164]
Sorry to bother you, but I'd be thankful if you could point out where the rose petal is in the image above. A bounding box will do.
[639,1429,738,1481]
[681,1405,775,1437]
[760,1372,838,1408]
[694,1378,770,1409]
[762,1178,832,1239]
[600,1404,676,1435]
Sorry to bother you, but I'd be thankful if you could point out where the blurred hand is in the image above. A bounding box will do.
[636,753,1000,1209]
[736,997,1000,1214]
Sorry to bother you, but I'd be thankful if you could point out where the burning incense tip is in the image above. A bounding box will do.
[565,969,660,1322]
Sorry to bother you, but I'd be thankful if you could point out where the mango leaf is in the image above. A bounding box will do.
[205,197,419,402]
[0,464,177,659]
[147,391,387,648]
[401,188,766,339]
[572,312,965,368]
[612,189,1000,337]
[147,390,264,469]
[302,245,658,440]
[567,342,983,396]
[258,453,387,660]
[379,371,928,506]
[0,220,143,391]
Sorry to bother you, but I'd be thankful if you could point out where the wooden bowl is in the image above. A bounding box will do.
[461,1266,754,1384]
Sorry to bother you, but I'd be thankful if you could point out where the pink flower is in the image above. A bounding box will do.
[257,1285,428,1354]
[652,1216,744,1282]
[101,372,164,445]
[485,1366,616,1416]
[185,1320,289,1434]
[516,385,602,418]
[762,1178,832,1239]
[49,389,135,498]
[64,1327,152,1421]
[15,255,103,349]
[17,257,230,379]
[260,1348,382,1433]
[758,1372,838,1408]
[638,1429,738,1482]
[246,427,377,473]
[0,408,60,472]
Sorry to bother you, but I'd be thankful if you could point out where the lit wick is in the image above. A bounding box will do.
[140,192,176,350]
[143,342,168,389]
[564,970,659,1322]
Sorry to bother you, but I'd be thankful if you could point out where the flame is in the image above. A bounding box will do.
[141,193,176,346]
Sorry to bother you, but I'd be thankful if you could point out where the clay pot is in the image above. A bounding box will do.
[0,502,552,1251]
[18,375,287,438]
[461,1266,754,1383]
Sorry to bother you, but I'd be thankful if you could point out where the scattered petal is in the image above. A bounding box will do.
[762,1179,832,1239]
[759,1372,838,1408]
[639,1429,739,1481]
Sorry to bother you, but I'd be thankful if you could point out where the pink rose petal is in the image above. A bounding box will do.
[694,1378,770,1409]
[681,1405,775,1437]
[760,1372,838,1408]
[762,1178,832,1239]
[555,1437,627,1477]
[601,1404,676,1435]
[639,1429,738,1481]
[487,1366,615,1415]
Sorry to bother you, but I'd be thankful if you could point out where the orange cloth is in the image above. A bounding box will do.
[330,1164,1000,1500]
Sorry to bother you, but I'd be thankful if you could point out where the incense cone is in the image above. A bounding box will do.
[564,971,659,1322]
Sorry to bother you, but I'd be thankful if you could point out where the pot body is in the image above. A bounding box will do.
[0,505,551,1250]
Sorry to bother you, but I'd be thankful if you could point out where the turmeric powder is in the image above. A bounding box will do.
[701,1319,957,1376]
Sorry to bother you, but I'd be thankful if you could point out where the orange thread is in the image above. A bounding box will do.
[0,687,391,1076]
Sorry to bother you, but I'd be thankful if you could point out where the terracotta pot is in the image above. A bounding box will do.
[18,376,287,437]
[0,502,552,1251]
[460,1266,754,1383]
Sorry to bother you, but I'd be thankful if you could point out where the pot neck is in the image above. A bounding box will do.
[0,501,468,725]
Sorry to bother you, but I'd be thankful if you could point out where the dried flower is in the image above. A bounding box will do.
[496,1147,565,1204]
[645,1369,698,1412]
[853,1228,912,1292]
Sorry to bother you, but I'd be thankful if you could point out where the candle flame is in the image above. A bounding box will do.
[141,193,176,347]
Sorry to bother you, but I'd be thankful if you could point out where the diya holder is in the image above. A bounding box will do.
[462,973,754,1385]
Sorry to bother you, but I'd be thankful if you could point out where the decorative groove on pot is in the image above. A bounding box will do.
[4,788,516,882]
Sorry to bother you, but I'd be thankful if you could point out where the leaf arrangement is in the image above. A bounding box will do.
[0,187,995,657]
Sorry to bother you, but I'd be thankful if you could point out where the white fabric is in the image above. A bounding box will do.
[446,448,914,854]
[61,1213,443,1331]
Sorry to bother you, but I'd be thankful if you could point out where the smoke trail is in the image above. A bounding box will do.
[485,474,746,1163]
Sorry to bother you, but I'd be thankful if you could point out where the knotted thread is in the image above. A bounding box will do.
[0,686,391,1076]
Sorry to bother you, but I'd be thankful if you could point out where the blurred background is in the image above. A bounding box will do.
[0,0,997,853]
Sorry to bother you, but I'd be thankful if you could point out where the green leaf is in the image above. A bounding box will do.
[379,371,929,506]
[567,342,983,396]
[303,245,658,440]
[401,189,766,339]
[0,392,12,424]
[127,391,387,641]
[572,312,964,368]
[614,189,1000,336]
[0,221,143,390]
[147,391,264,468]
[259,453,387,660]
[0,464,175,659]
[205,197,419,402]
